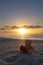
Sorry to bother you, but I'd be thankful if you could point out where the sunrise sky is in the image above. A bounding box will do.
[0,0,43,35]
[0,0,43,26]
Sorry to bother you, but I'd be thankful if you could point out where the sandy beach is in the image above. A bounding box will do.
[0,37,43,65]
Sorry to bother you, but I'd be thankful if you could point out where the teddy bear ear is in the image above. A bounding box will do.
[25,40,32,44]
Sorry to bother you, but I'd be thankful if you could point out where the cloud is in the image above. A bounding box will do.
[0,26,11,30]
[23,25,43,28]
[11,26,18,29]
[0,25,43,30]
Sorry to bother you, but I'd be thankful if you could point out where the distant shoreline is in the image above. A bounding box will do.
[0,37,43,42]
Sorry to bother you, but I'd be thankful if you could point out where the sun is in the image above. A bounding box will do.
[18,28,27,35]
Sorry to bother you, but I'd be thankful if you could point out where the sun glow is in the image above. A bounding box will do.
[18,28,27,35]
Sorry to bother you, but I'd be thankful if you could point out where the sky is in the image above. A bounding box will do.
[0,0,43,27]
